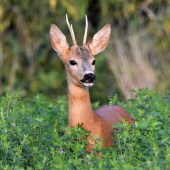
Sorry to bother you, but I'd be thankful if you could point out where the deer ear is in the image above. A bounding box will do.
[50,24,69,56]
[87,24,111,56]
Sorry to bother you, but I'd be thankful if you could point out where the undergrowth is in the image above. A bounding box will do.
[0,88,170,169]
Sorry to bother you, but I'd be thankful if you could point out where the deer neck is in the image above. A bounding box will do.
[67,82,94,128]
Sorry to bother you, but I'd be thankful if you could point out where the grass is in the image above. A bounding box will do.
[0,88,170,169]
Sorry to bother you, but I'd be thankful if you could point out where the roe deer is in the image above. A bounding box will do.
[50,15,135,153]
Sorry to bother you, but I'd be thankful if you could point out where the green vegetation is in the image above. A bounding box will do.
[0,0,170,103]
[0,88,170,169]
[0,1,170,169]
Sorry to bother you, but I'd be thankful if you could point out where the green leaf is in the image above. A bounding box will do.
[130,89,137,92]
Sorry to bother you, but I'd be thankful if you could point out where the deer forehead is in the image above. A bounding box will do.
[70,46,93,60]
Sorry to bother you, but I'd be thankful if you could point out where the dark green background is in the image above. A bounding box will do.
[0,0,170,104]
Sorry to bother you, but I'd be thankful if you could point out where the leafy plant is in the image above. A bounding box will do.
[0,88,170,169]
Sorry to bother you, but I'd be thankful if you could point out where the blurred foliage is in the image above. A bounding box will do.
[0,0,170,103]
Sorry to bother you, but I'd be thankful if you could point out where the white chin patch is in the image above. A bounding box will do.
[83,83,94,87]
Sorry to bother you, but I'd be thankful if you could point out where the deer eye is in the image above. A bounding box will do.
[92,60,96,65]
[70,60,77,65]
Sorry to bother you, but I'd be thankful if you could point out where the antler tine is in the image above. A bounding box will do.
[66,14,77,45]
[70,24,76,45]
[82,15,88,45]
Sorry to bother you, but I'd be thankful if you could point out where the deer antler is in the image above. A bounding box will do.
[82,15,88,45]
[66,14,77,46]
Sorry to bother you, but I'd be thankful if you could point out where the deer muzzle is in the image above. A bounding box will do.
[81,73,96,84]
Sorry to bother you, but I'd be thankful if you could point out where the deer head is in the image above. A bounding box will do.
[50,15,111,88]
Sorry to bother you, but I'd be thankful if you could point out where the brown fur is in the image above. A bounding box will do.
[50,18,135,154]
[67,83,134,153]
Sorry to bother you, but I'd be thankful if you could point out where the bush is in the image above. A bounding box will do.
[0,88,170,169]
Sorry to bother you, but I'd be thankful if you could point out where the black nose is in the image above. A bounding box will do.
[81,73,96,83]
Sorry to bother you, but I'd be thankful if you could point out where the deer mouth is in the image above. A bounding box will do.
[80,73,96,87]
[82,82,94,87]
[80,78,95,87]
